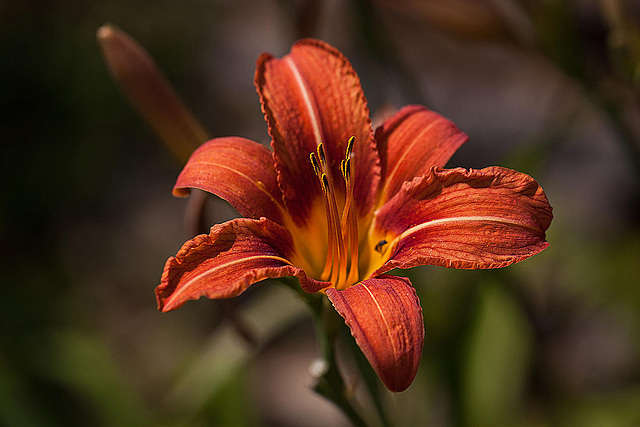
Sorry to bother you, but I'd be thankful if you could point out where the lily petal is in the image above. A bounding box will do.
[326,275,424,392]
[373,166,553,274]
[173,137,286,225]
[157,217,327,312]
[375,105,468,205]
[255,39,380,222]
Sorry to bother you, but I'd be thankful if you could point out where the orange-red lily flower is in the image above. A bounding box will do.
[155,39,553,392]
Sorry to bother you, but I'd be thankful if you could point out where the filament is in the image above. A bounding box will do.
[309,136,359,289]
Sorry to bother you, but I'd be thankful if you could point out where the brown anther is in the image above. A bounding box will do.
[310,152,320,177]
[346,136,355,158]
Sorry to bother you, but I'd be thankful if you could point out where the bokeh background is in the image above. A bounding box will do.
[2,0,640,425]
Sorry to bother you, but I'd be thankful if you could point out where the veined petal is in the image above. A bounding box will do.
[375,105,467,206]
[156,217,327,312]
[255,39,380,222]
[173,137,286,225]
[372,166,553,274]
[326,275,424,392]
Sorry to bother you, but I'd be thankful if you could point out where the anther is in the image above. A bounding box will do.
[346,136,355,158]
[321,173,330,191]
[317,143,327,167]
[343,158,351,181]
[310,152,320,177]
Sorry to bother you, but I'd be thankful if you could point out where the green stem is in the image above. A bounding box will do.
[307,295,369,427]
[341,326,393,427]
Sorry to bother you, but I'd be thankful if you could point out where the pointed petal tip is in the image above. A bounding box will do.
[171,187,190,198]
[155,218,302,311]
[156,257,182,312]
[155,287,172,312]
[156,288,182,312]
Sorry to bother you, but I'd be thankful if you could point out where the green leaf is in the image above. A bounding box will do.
[462,281,532,426]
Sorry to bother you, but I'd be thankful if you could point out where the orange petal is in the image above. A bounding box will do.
[373,166,553,274]
[173,137,286,225]
[375,105,467,206]
[97,25,208,162]
[255,39,380,223]
[326,275,424,392]
[156,217,326,312]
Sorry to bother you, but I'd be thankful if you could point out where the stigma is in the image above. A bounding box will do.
[310,137,359,289]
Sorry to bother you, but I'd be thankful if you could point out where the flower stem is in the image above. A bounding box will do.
[307,294,369,427]
[341,326,393,427]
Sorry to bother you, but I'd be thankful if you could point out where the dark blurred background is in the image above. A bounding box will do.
[2,0,640,425]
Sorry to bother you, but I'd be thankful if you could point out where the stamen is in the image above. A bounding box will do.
[340,158,352,228]
[309,137,359,288]
[310,152,320,177]
[318,174,336,280]
[345,136,355,158]
[313,145,344,282]
[316,142,337,193]
[340,148,359,288]
[317,143,327,168]
[322,173,347,284]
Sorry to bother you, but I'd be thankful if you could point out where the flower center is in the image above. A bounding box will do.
[309,137,359,290]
